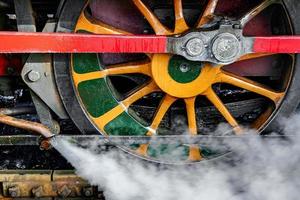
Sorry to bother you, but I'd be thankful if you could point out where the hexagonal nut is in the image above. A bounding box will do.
[32,186,44,197]
[27,70,41,82]
[8,186,20,197]
[58,185,72,198]
[97,191,105,200]
[83,186,94,197]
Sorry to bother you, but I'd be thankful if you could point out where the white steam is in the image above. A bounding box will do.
[53,114,300,200]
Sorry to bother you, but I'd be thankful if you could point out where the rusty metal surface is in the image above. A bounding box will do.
[0,107,35,116]
[0,170,103,199]
[0,115,55,138]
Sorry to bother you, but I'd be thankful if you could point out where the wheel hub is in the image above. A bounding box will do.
[151,54,217,98]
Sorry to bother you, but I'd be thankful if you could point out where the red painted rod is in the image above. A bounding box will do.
[0,32,300,54]
[0,31,167,53]
[253,36,300,53]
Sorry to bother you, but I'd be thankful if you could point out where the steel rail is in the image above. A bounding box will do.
[0,134,292,146]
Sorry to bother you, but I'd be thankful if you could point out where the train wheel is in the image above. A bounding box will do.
[54,0,300,164]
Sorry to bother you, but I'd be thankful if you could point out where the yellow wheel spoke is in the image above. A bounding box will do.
[136,144,149,157]
[216,71,284,104]
[133,0,171,35]
[107,60,152,77]
[240,0,281,27]
[184,97,202,161]
[174,0,189,33]
[73,60,152,86]
[189,146,202,161]
[94,81,159,129]
[238,53,275,62]
[149,94,177,133]
[73,71,106,86]
[123,81,160,107]
[197,0,218,27]
[184,97,197,135]
[205,88,242,135]
[76,12,129,34]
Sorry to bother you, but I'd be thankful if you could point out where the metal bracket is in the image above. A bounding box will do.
[168,22,254,65]
[21,22,68,120]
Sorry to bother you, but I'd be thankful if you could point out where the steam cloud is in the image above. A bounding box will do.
[53,114,300,200]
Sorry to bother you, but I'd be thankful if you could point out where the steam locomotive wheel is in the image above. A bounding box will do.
[54,0,300,164]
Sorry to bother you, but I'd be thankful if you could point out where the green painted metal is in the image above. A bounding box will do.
[104,111,148,136]
[78,78,118,118]
[73,53,102,74]
[148,144,189,161]
[168,56,202,84]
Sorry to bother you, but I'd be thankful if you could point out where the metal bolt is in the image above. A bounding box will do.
[32,186,44,197]
[8,186,20,197]
[83,186,93,197]
[179,63,190,73]
[28,70,41,82]
[212,33,240,63]
[185,38,204,57]
[58,185,72,198]
[97,191,105,199]
[40,139,51,151]
[6,67,15,75]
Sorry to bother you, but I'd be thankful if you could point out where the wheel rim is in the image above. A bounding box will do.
[69,0,294,164]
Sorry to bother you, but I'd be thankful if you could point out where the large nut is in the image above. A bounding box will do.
[212,33,241,63]
[27,70,41,82]
[32,186,44,197]
[83,186,94,197]
[185,38,204,57]
[58,185,72,198]
[8,186,20,197]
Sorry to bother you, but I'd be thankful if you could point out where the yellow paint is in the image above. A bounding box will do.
[94,82,159,130]
[185,97,203,161]
[75,12,129,34]
[185,97,197,135]
[136,144,149,157]
[73,71,106,86]
[174,0,189,33]
[133,0,189,35]
[107,61,152,77]
[197,0,218,27]
[133,0,172,35]
[151,54,218,98]
[238,53,274,62]
[73,61,152,86]
[93,104,124,130]
[148,94,177,132]
[204,87,242,135]
[189,146,202,161]
[215,70,284,104]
